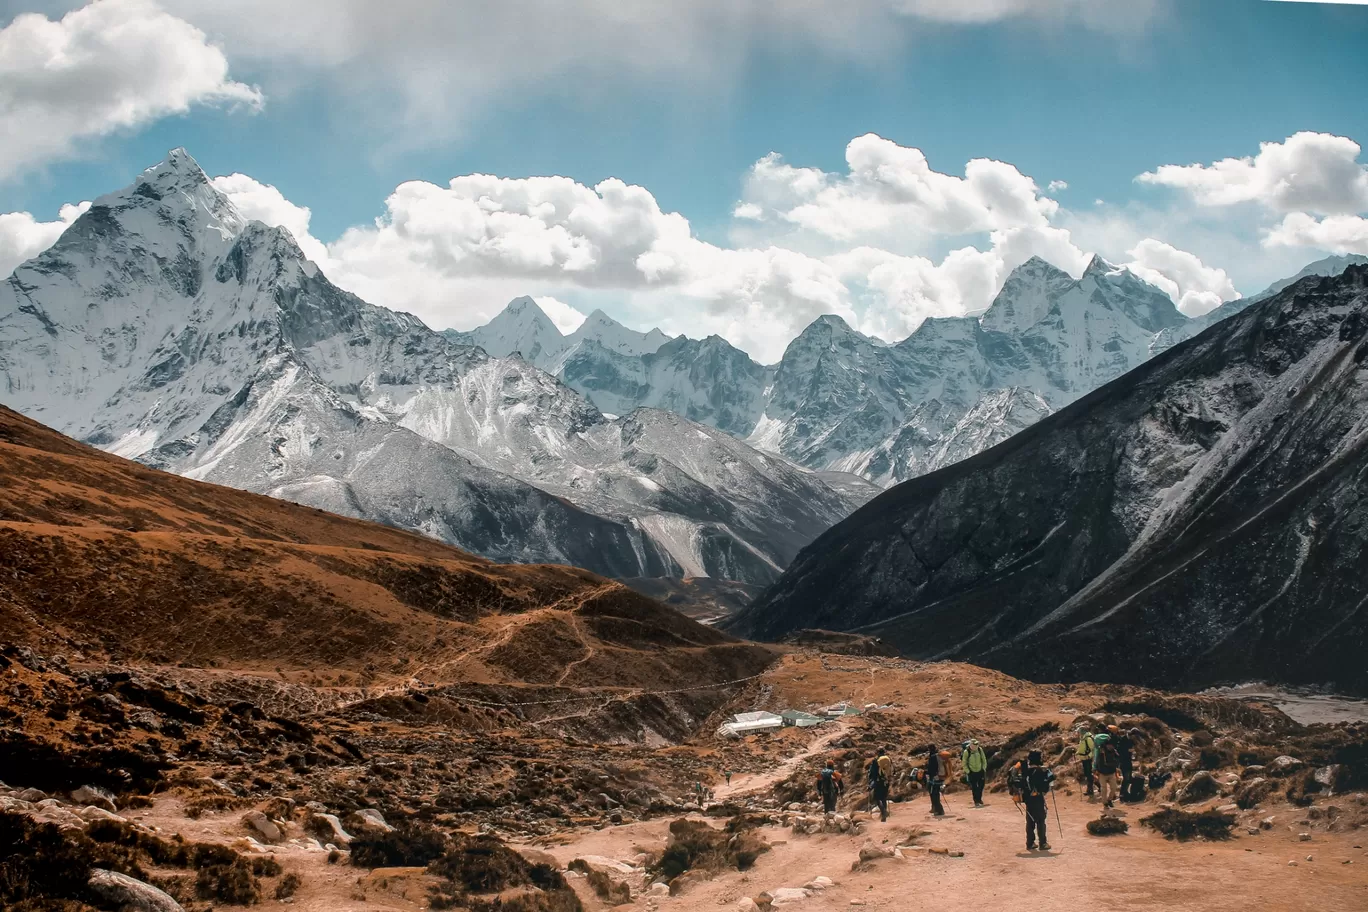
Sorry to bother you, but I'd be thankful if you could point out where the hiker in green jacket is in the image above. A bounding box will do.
[1075,726,1096,798]
[961,738,988,806]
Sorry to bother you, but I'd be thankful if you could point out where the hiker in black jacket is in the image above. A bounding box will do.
[925,745,946,817]
[1010,750,1055,851]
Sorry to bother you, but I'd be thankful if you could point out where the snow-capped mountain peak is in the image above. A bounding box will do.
[565,307,672,358]
[980,256,1075,333]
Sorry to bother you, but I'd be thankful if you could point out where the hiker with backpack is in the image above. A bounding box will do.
[1074,725,1096,798]
[817,761,845,813]
[1113,725,1136,792]
[867,748,892,821]
[1009,750,1056,851]
[925,744,946,816]
[1093,731,1121,808]
[961,738,988,807]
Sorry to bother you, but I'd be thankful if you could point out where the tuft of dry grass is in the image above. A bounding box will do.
[1086,816,1129,836]
[1141,807,1235,841]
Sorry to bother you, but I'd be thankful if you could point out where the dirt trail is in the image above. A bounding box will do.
[542,782,1368,912]
[711,722,851,802]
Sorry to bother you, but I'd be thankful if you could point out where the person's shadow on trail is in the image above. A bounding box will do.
[1013,850,1060,858]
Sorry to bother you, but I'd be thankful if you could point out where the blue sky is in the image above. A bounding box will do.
[2,0,1367,360]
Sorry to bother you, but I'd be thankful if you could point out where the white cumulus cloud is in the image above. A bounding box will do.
[0,0,262,181]
[0,201,91,278]
[210,173,330,266]
[1264,212,1368,256]
[1136,132,1368,216]
[1122,238,1240,316]
[206,132,1265,361]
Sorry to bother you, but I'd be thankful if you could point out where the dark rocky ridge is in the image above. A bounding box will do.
[732,266,1368,695]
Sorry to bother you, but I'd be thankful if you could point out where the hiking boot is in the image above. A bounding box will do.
[1039,842,1051,851]
[1026,843,1036,851]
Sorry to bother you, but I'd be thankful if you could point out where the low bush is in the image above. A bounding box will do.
[650,818,769,883]
[1086,816,1129,836]
[351,823,448,868]
[1141,807,1235,841]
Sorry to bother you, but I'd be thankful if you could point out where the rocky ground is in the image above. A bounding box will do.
[3,651,1365,911]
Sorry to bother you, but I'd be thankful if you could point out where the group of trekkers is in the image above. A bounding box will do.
[813,721,1163,852]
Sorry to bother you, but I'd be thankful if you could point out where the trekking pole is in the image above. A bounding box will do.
[1050,790,1064,844]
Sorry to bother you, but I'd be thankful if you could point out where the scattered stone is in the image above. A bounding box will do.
[89,868,184,912]
[649,882,670,897]
[1177,771,1221,804]
[1299,833,1312,842]
[769,887,811,905]
[71,785,116,812]
[1261,816,1276,830]
[242,810,282,844]
[16,788,47,803]
[737,899,758,912]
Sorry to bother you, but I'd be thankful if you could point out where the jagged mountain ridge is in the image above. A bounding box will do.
[0,150,874,584]
[487,254,1199,485]
[731,267,1368,694]
[443,298,674,379]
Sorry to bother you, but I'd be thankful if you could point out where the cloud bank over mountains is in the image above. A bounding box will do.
[2,2,1366,361]
[7,127,1368,362]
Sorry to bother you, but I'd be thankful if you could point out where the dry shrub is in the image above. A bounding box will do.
[195,858,259,905]
[426,835,578,912]
[1086,816,1129,837]
[350,823,448,868]
[651,818,770,883]
[1235,778,1275,810]
[0,812,99,910]
[274,872,302,900]
[1141,807,1235,841]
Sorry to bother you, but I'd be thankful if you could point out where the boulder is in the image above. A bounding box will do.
[71,785,117,812]
[1177,771,1221,804]
[569,855,638,876]
[858,841,896,863]
[804,876,835,891]
[1269,756,1304,775]
[17,788,47,803]
[769,887,811,905]
[89,869,184,912]
[306,812,352,847]
[1314,765,1342,790]
[1156,748,1195,774]
[346,808,394,833]
[242,810,282,843]
[77,806,126,824]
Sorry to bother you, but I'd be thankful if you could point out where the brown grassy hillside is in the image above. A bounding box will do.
[0,404,775,688]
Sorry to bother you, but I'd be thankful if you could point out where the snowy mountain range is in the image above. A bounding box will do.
[732,265,1368,694]
[463,255,1210,485]
[0,150,876,584]
[471,251,1367,488]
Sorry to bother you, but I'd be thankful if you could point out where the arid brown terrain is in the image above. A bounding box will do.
[2,405,1366,911]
